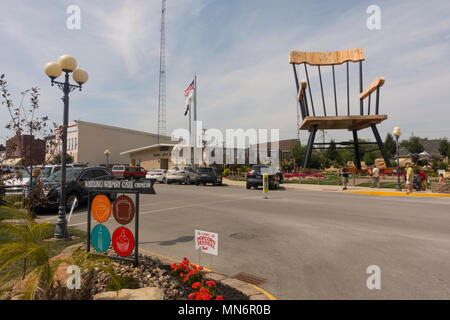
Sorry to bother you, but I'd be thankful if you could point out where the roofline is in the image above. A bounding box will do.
[120,143,176,155]
[75,120,172,138]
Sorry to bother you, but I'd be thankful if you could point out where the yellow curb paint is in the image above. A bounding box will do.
[248,283,277,300]
[139,248,277,300]
[344,190,450,197]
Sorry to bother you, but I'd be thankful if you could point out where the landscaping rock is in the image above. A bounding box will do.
[93,287,164,300]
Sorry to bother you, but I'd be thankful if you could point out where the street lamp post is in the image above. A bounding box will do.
[45,55,88,239]
[393,127,402,191]
[104,149,111,168]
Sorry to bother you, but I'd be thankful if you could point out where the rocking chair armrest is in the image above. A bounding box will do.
[298,80,308,102]
[360,77,385,100]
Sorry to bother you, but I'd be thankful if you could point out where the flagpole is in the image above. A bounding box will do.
[188,105,192,165]
[193,75,198,168]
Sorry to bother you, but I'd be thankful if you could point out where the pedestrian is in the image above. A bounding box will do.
[419,170,427,190]
[371,166,380,188]
[405,163,414,194]
[342,166,349,190]
[438,173,444,184]
[368,166,373,181]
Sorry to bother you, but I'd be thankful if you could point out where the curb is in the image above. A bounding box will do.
[139,248,276,300]
[344,190,450,197]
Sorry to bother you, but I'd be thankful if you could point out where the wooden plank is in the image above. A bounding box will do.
[289,48,365,65]
[360,77,385,100]
[297,80,307,102]
[298,115,387,131]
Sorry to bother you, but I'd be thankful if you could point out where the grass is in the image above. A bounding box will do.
[0,207,20,221]
[356,182,405,189]
[0,207,87,281]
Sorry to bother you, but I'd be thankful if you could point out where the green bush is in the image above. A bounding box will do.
[438,162,448,170]
[106,275,140,291]
[223,168,230,177]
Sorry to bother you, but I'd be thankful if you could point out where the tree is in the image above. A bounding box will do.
[325,139,339,163]
[439,138,448,157]
[403,137,424,154]
[1,74,57,213]
[384,133,396,158]
[51,153,74,165]
[363,150,381,166]
[291,141,306,168]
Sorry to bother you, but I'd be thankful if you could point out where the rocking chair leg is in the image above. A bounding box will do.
[371,124,392,168]
[303,125,318,169]
[352,130,362,170]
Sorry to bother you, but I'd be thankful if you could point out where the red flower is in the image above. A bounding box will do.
[199,288,210,295]
[206,281,216,288]
[188,293,197,300]
[215,295,223,300]
[192,282,202,289]
[179,273,184,277]
[202,293,212,300]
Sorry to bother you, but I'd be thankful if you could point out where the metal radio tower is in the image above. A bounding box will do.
[157,0,167,141]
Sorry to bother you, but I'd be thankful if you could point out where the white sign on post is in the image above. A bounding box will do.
[195,229,218,256]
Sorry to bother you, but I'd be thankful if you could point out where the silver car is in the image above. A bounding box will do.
[166,166,196,184]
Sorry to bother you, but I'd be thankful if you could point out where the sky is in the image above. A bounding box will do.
[0,0,449,147]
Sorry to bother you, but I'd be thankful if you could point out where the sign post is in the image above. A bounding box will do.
[263,173,269,199]
[84,180,155,266]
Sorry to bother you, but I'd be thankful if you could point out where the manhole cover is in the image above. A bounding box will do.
[229,232,258,240]
[232,272,267,286]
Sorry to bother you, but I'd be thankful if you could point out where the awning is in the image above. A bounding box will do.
[3,158,22,166]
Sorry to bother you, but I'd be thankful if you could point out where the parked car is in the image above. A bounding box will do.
[42,166,116,211]
[112,165,147,180]
[246,165,280,190]
[3,169,31,197]
[166,166,196,184]
[195,167,223,186]
[146,169,167,183]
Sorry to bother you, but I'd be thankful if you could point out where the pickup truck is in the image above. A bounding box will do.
[246,165,280,190]
[112,165,147,180]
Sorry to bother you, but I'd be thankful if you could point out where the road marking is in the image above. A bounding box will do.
[345,190,450,197]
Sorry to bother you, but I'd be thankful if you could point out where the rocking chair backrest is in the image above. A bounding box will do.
[290,48,382,120]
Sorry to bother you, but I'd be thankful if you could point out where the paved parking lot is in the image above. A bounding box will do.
[39,182,450,299]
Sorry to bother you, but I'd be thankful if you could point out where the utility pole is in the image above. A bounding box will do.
[157,0,167,143]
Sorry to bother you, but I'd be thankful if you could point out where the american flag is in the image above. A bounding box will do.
[184,80,194,97]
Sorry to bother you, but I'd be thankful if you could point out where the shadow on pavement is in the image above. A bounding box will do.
[140,235,194,246]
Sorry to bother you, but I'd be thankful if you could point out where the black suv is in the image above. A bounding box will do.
[246,165,280,190]
[42,166,116,211]
[195,167,223,186]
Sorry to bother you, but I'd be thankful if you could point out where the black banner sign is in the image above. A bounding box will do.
[82,180,156,194]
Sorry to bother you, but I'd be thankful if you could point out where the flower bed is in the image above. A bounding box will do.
[92,249,249,300]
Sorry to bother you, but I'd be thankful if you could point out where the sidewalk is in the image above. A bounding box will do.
[224,178,450,198]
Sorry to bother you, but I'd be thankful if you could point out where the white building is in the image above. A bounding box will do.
[46,120,172,166]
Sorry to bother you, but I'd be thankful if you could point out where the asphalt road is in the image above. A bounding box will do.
[39,183,450,300]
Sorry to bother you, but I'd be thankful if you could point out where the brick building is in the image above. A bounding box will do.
[5,135,46,166]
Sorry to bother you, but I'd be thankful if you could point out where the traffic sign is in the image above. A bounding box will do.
[113,195,135,225]
[112,227,135,257]
[91,194,111,223]
[91,224,111,253]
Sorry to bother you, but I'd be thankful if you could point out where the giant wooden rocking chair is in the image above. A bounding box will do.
[290,48,391,169]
